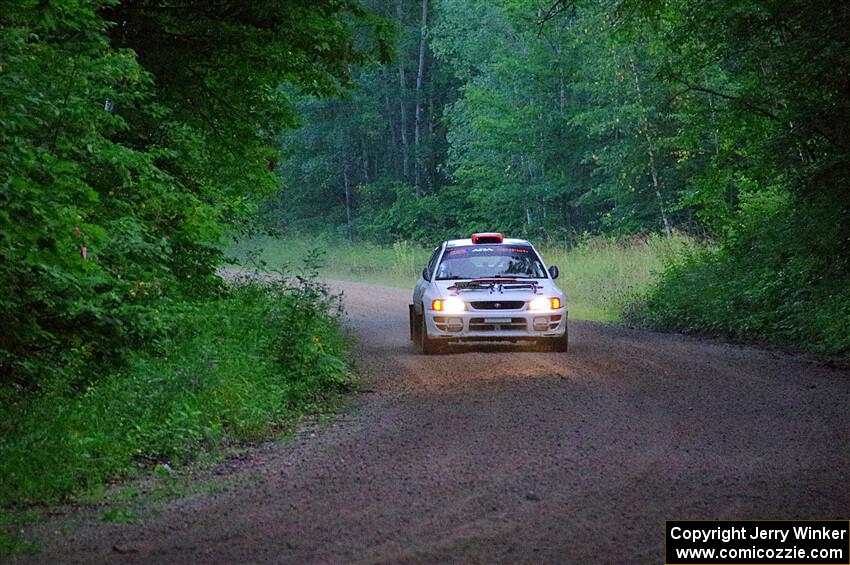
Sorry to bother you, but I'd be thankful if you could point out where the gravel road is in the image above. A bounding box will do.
[16,280,850,564]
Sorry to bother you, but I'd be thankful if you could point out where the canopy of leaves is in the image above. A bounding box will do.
[0,0,389,387]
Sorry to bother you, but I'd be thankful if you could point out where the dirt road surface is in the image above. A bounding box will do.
[15,281,850,564]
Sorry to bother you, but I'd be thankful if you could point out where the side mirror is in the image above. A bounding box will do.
[548,265,560,279]
[422,267,430,281]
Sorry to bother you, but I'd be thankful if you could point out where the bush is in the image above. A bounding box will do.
[0,273,351,508]
[627,196,850,355]
[0,3,236,389]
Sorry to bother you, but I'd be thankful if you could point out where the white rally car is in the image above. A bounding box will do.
[409,233,568,354]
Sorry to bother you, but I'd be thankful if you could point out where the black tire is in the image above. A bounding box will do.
[417,311,440,355]
[409,304,419,342]
[549,324,569,352]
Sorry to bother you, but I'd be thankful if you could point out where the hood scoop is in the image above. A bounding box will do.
[448,278,540,294]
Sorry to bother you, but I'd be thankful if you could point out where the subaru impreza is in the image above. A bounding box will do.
[409,233,568,354]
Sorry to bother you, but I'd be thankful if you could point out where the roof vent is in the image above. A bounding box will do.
[471,232,504,244]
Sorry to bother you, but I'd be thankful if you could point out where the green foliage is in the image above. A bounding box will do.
[0,275,351,508]
[0,1,388,387]
[627,198,850,354]
[268,0,457,239]
[1,0,174,386]
[355,181,475,243]
[276,0,691,240]
[615,0,850,354]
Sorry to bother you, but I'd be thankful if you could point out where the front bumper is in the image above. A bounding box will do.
[424,309,567,340]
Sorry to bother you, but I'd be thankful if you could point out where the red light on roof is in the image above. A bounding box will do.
[471,232,504,244]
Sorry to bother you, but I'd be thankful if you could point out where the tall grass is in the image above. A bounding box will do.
[539,234,689,321]
[229,236,433,288]
[229,234,691,322]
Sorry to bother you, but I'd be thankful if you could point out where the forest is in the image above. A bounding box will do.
[1,0,848,547]
[275,0,849,352]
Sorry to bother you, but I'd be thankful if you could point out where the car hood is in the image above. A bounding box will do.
[432,279,549,300]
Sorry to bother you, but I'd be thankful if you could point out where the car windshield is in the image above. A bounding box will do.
[435,245,547,280]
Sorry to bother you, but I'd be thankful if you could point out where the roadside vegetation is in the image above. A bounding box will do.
[0,272,351,553]
[231,236,432,289]
[0,273,348,507]
[0,1,386,554]
[231,234,689,322]
[237,230,849,354]
[626,215,850,354]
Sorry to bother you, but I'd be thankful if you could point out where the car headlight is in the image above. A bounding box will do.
[528,297,561,311]
[432,297,466,313]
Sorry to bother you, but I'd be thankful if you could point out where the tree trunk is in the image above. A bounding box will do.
[427,66,435,192]
[343,168,352,240]
[629,57,672,237]
[413,0,429,196]
[396,0,410,182]
[361,140,370,183]
[382,68,398,176]
[705,74,721,157]
[559,72,565,115]
[428,75,435,139]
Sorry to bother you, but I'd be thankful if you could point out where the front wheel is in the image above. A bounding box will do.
[417,312,440,355]
[548,325,569,352]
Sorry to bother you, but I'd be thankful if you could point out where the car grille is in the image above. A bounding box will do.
[469,317,527,332]
[469,301,525,310]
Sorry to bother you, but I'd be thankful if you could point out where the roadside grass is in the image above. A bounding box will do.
[229,236,432,288]
[100,507,137,524]
[0,275,351,555]
[0,510,39,555]
[229,234,690,322]
[538,234,690,321]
